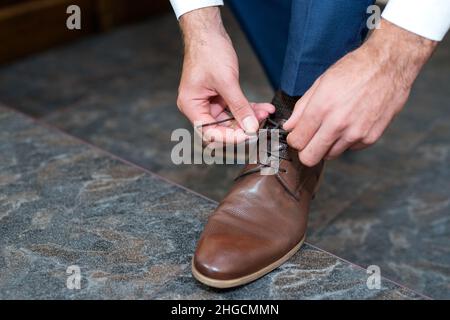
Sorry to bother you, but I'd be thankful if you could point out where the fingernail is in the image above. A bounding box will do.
[242,116,259,133]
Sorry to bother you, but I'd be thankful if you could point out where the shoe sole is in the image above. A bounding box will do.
[191,235,306,289]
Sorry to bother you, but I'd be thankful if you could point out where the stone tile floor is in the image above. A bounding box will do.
[0,106,424,299]
[0,9,448,298]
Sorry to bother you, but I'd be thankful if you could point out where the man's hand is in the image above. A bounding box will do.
[177,7,274,144]
[284,19,438,166]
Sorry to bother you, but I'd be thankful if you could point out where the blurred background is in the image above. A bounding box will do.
[0,0,448,298]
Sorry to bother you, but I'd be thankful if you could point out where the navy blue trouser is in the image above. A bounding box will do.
[228,0,375,96]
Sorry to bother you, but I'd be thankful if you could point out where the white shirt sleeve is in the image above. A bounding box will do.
[382,0,450,41]
[170,0,224,19]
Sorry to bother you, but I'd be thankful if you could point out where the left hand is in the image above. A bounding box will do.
[284,19,437,167]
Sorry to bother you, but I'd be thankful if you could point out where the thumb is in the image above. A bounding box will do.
[217,79,259,133]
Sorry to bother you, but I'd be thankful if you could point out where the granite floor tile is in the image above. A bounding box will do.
[0,107,213,299]
[311,118,450,299]
[308,38,450,299]
[0,7,449,300]
[0,106,424,299]
[152,245,424,300]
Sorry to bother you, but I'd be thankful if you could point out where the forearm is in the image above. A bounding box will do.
[364,19,438,89]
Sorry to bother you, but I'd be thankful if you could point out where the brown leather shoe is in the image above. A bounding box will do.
[192,92,324,288]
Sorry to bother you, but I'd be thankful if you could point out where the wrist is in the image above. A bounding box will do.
[365,19,437,86]
[179,7,229,47]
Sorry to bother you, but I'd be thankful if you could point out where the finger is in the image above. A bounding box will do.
[299,124,338,167]
[254,109,269,121]
[252,103,274,121]
[214,110,236,127]
[183,99,218,128]
[209,96,227,118]
[251,102,276,114]
[184,102,247,144]
[325,138,354,160]
[349,142,369,151]
[204,126,248,145]
[216,80,259,134]
[210,104,270,128]
[286,107,322,152]
[284,78,321,131]
[349,114,390,151]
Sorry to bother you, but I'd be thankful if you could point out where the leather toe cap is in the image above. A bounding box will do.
[193,227,278,281]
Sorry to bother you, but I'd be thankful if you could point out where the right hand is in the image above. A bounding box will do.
[177,7,275,144]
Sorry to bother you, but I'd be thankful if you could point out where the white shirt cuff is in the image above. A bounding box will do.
[382,0,450,41]
[170,0,224,19]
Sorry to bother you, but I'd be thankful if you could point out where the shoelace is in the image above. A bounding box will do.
[235,117,292,180]
[197,116,293,179]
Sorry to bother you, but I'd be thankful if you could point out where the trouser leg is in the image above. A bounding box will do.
[227,0,292,89]
[280,0,376,96]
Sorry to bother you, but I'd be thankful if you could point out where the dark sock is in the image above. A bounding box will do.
[271,90,301,121]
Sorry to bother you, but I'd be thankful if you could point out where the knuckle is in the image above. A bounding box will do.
[344,130,363,143]
[318,100,335,116]
[299,153,316,167]
[333,118,349,133]
[326,113,349,133]
[305,112,322,128]
[220,72,237,85]
[287,134,303,150]
[229,100,245,111]
[176,89,194,113]
[362,133,379,145]
[230,102,250,116]
[176,95,186,111]
[317,132,336,146]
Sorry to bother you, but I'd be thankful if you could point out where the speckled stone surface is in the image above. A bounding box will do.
[0,9,448,299]
[0,106,424,299]
[307,37,450,299]
[311,118,450,299]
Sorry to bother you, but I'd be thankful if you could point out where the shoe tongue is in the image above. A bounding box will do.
[258,91,301,162]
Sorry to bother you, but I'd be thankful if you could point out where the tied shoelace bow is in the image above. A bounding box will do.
[197,116,293,179]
